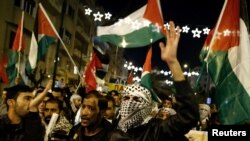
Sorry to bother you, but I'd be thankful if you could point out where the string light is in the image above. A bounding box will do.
[123,62,199,85]
[84,6,239,39]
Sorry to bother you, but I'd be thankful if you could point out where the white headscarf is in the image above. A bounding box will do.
[70,94,82,113]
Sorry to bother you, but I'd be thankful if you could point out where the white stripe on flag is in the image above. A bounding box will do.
[29,32,38,69]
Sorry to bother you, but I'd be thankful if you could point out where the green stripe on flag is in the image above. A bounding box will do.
[208,51,250,124]
[38,36,57,60]
[98,26,164,48]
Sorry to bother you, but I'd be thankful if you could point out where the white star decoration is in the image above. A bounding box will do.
[124,17,132,24]
[83,7,243,39]
[105,12,112,20]
[84,8,92,15]
[182,26,190,33]
[203,27,210,35]
[114,19,124,26]
[164,23,170,30]
[192,28,202,38]
[131,20,141,30]
[121,37,128,47]
[152,23,161,33]
[143,20,151,27]
[93,12,103,21]
[215,32,222,39]
[223,29,231,36]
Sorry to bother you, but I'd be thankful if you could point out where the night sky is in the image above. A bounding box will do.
[96,0,250,70]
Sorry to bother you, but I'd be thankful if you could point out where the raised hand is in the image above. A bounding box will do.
[159,21,180,64]
[159,21,184,81]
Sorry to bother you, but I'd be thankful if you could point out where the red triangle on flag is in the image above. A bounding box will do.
[12,12,25,52]
[38,5,57,38]
[143,0,165,34]
[0,55,9,84]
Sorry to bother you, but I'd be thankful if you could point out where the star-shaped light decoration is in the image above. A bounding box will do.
[114,19,124,26]
[93,12,103,22]
[121,37,128,48]
[143,20,151,27]
[150,38,153,43]
[203,27,210,35]
[223,29,231,36]
[182,26,190,33]
[236,30,240,37]
[164,23,170,30]
[152,23,161,33]
[191,28,202,38]
[124,17,132,24]
[85,8,92,15]
[104,12,112,20]
[215,32,222,39]
[176,27,182,33]
[131,20,141,30]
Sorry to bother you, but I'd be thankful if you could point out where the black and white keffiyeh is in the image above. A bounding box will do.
[118,84,156,132]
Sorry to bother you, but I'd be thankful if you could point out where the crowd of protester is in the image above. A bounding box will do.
[0,21,220,141]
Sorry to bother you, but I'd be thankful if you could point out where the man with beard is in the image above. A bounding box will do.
[68,90,112,141]
[43,98,72,140]
[0,85,45,141]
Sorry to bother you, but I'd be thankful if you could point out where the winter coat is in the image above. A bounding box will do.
[0,112,45,141]
[107,80,199,141]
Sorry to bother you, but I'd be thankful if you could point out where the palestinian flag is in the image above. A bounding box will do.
[12,11,25,52]
[200,0,250,124]
[6,12,25,86]
[97,0,164,48]
[140,47,161,103]
[26,32,38,75]
[37,3,58,61]
[0,55,9,84]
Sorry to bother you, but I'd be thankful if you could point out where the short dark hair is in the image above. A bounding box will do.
[109,90,119,96]
[5,85,33,107]
[84,90,108,111]
[45,98,63,111]
[52,87,63,93]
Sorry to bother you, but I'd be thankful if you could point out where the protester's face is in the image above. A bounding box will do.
[80,97,100,127]
[44,102,60,124]
[104,101,115,120]
[162,99,172,108]
[112,95,120,106]
[73,98,82,109]
[199,107,210,120]
[2,91,7,100]
[12,92,34,117]
[38,97,50,114]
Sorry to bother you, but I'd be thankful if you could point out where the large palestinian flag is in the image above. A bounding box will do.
[200,0,250,124]
[97,0,165,48]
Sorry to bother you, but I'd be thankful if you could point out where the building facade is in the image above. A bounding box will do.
[0,0,96,89]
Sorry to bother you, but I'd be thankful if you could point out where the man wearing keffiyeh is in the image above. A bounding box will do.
[107,21,199,141]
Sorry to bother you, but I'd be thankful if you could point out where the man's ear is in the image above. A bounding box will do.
[7,99,15,107]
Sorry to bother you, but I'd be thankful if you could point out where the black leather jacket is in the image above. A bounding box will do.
[0,112,45,141]
[107,80,199,141]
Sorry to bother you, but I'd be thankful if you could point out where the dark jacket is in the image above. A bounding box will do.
[0,112,45,141]
[68,118,112,141]
[107,80,199,141]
